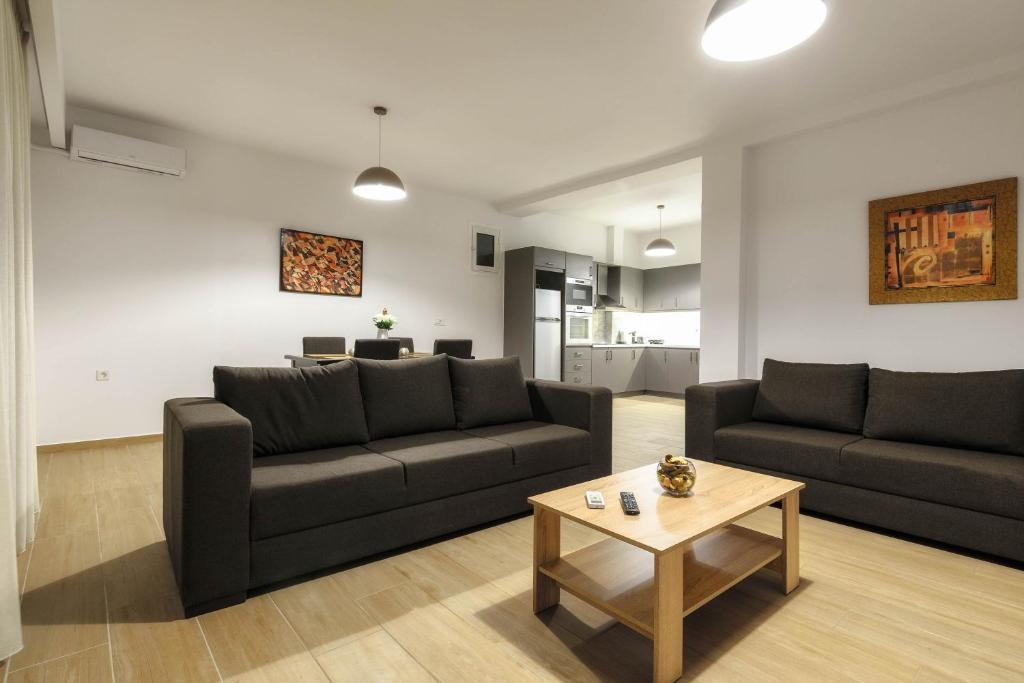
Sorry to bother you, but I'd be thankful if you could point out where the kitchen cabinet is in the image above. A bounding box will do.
[617,266,645,311]
[591,347,644,393]
[565,252,594,280]
[644,348,700,395]
[533,247,566,270]
[643,263,701,311]
[563,347,592,385]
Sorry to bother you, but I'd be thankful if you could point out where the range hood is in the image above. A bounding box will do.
[595,263,626,309]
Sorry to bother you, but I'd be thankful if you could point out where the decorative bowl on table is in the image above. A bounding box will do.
[657,454,697,497]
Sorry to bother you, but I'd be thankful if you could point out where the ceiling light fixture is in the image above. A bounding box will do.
[644,205,676,257]
[701,0,827,62]
[353,106,407,201]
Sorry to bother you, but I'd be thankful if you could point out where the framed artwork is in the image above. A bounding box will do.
[471,225,500,272]
[279,228,363,297]
[868,177,1017,305]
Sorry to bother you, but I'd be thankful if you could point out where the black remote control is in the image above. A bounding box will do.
[619,491,640,515]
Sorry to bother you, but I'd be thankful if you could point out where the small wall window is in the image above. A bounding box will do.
[471,225,500,272]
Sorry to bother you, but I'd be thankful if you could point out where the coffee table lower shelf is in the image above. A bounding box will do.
[537,524,782,639]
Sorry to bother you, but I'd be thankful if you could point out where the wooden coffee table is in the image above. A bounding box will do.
[528,460,805,683]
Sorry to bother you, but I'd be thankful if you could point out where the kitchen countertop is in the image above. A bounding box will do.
[586,343,700,349]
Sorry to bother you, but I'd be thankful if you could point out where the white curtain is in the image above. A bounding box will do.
[0,0,39,661]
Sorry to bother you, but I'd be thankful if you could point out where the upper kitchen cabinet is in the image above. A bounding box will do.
[617,266,645,311]
[533,247,566,270]
[643,263,701,311]
[565,252,594,280]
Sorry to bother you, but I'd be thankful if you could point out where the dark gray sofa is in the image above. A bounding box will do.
[685,359,1024,562]
[163,354,612,616]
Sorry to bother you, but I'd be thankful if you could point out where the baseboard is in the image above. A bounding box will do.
[37,433,161,454]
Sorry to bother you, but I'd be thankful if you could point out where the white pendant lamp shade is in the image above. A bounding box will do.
[702,0,827,62]
[644,204,676,257]
[353,106,407,201]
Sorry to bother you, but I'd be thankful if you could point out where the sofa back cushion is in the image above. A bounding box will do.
[752,359,869,434]
[213,361,369,457]
[863,368,1024,455]
[356,354,457,440]
[448,356,533,429]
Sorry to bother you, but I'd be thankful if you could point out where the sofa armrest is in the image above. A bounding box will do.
[527,380,613,477]
[163,398,253,616]
[684,380,760,462]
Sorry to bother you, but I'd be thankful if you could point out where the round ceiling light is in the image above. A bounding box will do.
[644,205,676,257]
[701,0,827,62]
[353,106,407,201]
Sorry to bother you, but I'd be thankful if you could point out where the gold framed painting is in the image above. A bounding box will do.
[280,228,363,297]
[868,177,1017,305]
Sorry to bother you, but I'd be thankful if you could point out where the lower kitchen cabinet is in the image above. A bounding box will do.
[594,347,699,395]
[591,347,644,394]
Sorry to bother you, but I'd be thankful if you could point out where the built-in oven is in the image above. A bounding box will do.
[565,310,594,345]
[565,277,594,310]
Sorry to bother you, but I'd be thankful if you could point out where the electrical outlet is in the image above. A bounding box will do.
[433,319,447,326]
[95,370,110,381]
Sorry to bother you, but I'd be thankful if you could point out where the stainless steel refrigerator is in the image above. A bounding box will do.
[534,288,562,381]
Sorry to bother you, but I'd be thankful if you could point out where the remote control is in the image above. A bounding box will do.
[584,490,605,509]
[619,491,640,515]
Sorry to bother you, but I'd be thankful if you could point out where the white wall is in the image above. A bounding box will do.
[32,108,516,444]
[743,76,1024,377]
[507,212,608,262]
[622,222,701,269]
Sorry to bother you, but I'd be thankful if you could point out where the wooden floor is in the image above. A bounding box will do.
[5,395,1023,682]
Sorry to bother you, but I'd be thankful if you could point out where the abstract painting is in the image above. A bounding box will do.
[868,178,1017,304]
[280,228,363,297]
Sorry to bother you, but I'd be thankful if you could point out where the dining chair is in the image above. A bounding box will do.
[433,339,474,359]
[354,339,401,360]
[394,337,415,353]
[302,336,347,355]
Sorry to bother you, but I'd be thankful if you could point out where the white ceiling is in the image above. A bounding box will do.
[54,0,1024,204]
[529,158,702,232]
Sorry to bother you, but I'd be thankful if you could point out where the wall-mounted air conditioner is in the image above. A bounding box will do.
[69,125,187,177]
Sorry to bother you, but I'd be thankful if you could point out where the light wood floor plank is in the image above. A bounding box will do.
[271,574,382,657]
[316,630,434,683]
[199,595,329,682]
[7,643,113,683]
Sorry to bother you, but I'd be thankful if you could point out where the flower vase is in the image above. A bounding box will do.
[377,329,389,339]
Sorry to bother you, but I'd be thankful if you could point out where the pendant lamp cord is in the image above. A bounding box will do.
[378,114,383,167]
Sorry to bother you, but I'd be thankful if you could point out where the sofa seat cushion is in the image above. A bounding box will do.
[715,421,862,481]
[863,368,1024,456]
[839,439,1024,521]
[214,361,368,457]
[465,421,591,478]
[752,359,869,434]
[366,431,515,502]
[251,445,405,540]
[449,356,533,429]
[356,355,457,440]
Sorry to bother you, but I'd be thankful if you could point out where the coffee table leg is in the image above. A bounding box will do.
[532,505,560,613]
[653,546,684,683]
[782,490,800,594]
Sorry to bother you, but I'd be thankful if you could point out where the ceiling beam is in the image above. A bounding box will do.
[26,0,65,149]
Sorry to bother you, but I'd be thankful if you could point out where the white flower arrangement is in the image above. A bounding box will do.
[372,308,397,330]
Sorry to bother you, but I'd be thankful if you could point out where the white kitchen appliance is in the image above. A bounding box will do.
[534,286,562,381]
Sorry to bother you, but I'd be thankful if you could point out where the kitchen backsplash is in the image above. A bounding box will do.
[597,310,701,346]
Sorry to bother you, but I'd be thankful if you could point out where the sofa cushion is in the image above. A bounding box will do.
[863,368,1024,456]
[214,361,368,457]
[465,421,591,478]
[752,359,869,434]
[839,439,1024,521]
[250,445,405,539]
[366,431,515,502]
[448,357,533,429]
[356,355,457,440]
[714,421,862,481]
